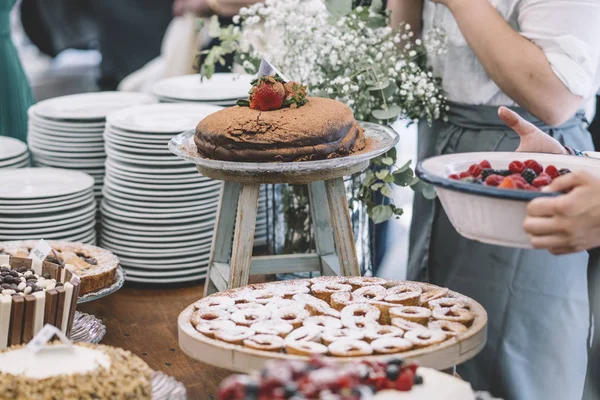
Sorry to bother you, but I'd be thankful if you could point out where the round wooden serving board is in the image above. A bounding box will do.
[178,280,488,373]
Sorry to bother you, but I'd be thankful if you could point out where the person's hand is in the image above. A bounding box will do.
[173,0,210,17]
[524,171,600,254]
[498,106,569,155]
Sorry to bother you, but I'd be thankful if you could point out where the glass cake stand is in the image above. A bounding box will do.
[70,311,106,344]
[77,266,126,304]
[168,121,399,184]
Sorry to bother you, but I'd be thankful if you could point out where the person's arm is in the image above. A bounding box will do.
[434,0,600,127]
[387,0,423,35]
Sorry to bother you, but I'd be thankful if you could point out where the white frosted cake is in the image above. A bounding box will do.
[374,368,476,399]
[0,343,152,399]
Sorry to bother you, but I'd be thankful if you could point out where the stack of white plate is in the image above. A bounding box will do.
[101,103,268,283]
[27,92,157,202]
[151,73,269,248]
[151,73,254,106]
[0,137,29,169]
[0,168,96,243]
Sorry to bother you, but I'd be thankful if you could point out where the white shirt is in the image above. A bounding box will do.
[423,0,600,106]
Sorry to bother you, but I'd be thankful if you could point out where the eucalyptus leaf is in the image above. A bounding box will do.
[325,0,352,18]
[370,183,384,191]
[375,170,389,180]
[367,14,387,28]
[371,205,394,224]
[370,0,384,12]
[393,169,415,186]
[367,80,391,92]
[381,157,394,166]
[208,15,221,38]
[393,206,404,216]
[385,147,397,162]
[383,174,394,184]
[363,170,376,186]
[372,104,402,120]
[380,185,394,198]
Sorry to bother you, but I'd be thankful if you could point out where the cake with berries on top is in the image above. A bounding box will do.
[194,76,366,162]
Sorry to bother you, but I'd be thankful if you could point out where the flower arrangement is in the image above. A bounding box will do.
[200,0,446,222]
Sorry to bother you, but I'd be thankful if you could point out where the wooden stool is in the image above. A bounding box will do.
[202,161,369,297]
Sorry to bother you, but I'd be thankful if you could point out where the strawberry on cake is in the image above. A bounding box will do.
[194,76,366,162]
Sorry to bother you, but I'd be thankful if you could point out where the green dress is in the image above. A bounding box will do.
[0,0,34,143]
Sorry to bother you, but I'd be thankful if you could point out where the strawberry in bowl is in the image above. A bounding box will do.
[416,152,600,248]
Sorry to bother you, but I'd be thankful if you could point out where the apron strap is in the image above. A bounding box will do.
[447,102,586,132]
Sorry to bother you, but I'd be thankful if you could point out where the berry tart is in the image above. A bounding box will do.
[194,76,366,162]
[178,277,487,372]
[217,357,476,400]
[0,342,152,399]
[449,159,571,192]
[0,241,119,295]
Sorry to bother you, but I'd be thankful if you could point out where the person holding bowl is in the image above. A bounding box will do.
[387,0,600,398]
[500,106,600,400]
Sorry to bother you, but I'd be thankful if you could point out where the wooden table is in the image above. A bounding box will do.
[79,282,229,400]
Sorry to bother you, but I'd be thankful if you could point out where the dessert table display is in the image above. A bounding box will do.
[178,277,487,373]
[0,137,29,170]
[100,103,257,284]
[0,169,96,243]
[27,92,157,203]
[416,152,600,248]
[152,73,269,249]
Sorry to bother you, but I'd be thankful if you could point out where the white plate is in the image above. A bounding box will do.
[116,254,210,269]
[29,142,106,158]
[104,178,219,197]
[99,238,211,257]
[101,202,216,224]
[101,199,216,219]
[0,192,94,211]
[103,184,219,203]
[0,137,28,160]
[105,158,197,175]
[152,73,253,102]
[104,139,170,155]
[101,190,216,210]
[0,220,96,241]
[125,272,206,283]
[104,127,176,142]
[101,215,216,233]
[0,160,30,170]
[28,117,106,131]
[0,152,29,168]
[105,147,186,166]
[106,161,202,180]
[28,124,105,137]
[100,228,213,245]
[67,231,97,245]
[0,168,94,199]
[0,215,96,235]
[158,96,236,106]
[104,135,172,150]
[107,103,222,133]
[33,156,105,168]
[0,188,91,205]
[29,135,105,151]
[0,201,95,223]
[122,266,208,278]
[105,171,218,190]
[102,197,216,215]
[107,169,205,184]
[31,92,157,121]
[0,207,95,228]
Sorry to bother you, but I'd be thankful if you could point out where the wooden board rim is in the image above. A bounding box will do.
[177,282,488,373]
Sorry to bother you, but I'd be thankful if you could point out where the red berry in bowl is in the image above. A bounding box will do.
[498,177,516,189]
[509,161,525,174]
[508,174,527,184]
[524,159,543,175]
[394,369,415,391]
[545,165,559,179]
[449,174,460,180]
[532,173,552,188]
[485,175,504,187]
[479,160,491,169]
[468,164,483,177]
[459,171,471,179]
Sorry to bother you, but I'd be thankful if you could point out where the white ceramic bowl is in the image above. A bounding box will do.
[417,152,600,248]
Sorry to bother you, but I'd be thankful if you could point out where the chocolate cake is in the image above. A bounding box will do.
[195,92,366,162]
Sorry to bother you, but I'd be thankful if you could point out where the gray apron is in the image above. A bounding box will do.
[409,103,593,400]
[584,248,600,400]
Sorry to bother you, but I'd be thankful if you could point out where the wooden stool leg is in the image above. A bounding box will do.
[205,181,240,297]
[229,183,261,289]
[325,177,361,277]
[308,181,340,276]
